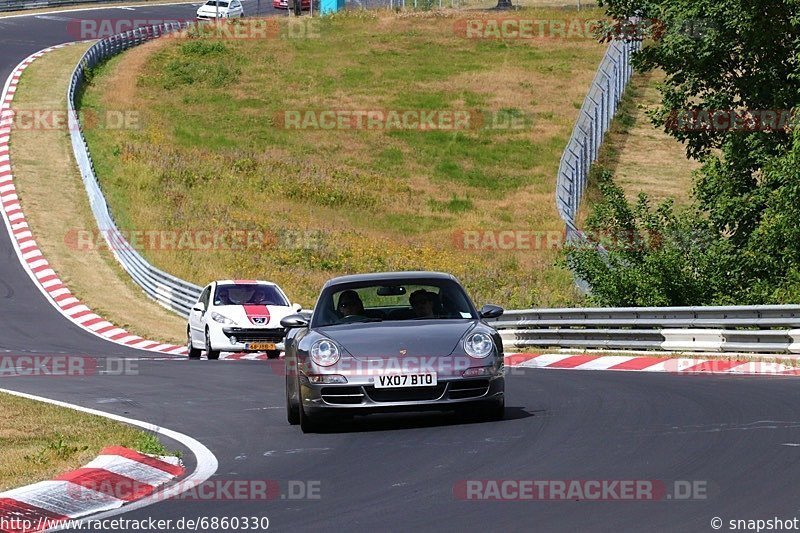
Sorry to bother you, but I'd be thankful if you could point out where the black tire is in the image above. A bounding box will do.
[286,374,300,425]
[299,406,318,433]
[266,350,281,360]
[298,391,322,433]
[483,397,505,421]
[187,329,202,360]
[205,329,221,360]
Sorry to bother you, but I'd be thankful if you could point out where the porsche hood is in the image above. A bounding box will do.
[318,320,475,360]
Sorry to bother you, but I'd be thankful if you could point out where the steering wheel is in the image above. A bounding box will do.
[340,314,368,323]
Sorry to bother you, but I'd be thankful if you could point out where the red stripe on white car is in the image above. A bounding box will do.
[0,45,187,357]
[0,447,183,532]
[243,304,270,325]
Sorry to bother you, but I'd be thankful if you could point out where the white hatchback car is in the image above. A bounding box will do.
[196,0,244,20]
[188,280,301,360]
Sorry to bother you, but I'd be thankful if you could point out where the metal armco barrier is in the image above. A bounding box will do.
[489,307,800,354]
[2,0,149,11]
[68,23,202,317]
[556,38,641,242]
[0,0,91,13]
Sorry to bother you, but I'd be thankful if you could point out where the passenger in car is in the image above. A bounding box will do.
[337,290,365,317]
[252,287,275,305]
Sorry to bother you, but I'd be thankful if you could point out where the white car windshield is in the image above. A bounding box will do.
[214,284,289,306]
[204,1,229,6]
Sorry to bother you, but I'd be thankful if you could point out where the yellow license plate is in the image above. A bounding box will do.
[247,342,276,351]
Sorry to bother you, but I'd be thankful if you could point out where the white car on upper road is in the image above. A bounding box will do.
[196,0,244,20]
[188,280,301,360]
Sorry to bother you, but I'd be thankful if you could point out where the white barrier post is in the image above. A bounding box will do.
[788,330,800,354]
[661,329,725,352]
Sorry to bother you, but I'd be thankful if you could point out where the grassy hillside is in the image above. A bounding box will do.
[80,8,607,308]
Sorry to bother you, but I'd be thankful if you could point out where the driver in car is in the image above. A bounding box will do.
[337,290,365,317]
[410,289,436,318]
[216,287,231,306]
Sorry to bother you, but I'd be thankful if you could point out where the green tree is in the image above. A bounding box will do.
[566,0,800,305]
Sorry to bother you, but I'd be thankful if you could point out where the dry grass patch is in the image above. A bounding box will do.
[10,43,185,344]
[0,392,172,492]
[594,69,699,205]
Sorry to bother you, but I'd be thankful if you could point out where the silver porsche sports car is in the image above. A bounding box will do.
[281,271,505,432]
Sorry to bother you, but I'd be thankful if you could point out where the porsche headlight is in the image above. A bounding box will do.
[464,332,494,358]
[310,339,340,366]
[211,312,236,325]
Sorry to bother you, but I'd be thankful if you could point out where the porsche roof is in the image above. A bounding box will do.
[323,271,458,288]
[215,279,278,286]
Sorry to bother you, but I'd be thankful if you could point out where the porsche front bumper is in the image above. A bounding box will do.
[299,374,504,416]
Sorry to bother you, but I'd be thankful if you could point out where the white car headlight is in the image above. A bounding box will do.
[464,332,494,358]
[310,339,340,366]
[211,312,236,325]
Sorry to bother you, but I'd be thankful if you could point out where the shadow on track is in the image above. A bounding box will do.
[308,405,539,434]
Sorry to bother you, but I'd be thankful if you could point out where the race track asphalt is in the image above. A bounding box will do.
[1,7,799,532]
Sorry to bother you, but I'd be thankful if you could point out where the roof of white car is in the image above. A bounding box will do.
[215,279,278,286]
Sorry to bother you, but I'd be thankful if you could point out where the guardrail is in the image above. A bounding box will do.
[68,23,203,317]
[555,38,641,241]
[488,307,800,354]
[2,0,144,11]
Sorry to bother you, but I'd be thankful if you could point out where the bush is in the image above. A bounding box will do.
[565,171,718,306]
[566,133,800,306]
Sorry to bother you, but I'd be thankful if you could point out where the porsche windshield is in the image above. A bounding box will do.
[312,279,477,326]
[214,284,288,306]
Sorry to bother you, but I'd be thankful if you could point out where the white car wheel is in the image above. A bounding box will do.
[205,328,221,360]
[188,328,202,359]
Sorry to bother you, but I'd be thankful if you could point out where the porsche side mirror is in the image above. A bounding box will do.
[281,313,309,329]
[192,302,205,313]
[479,304,504,319]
